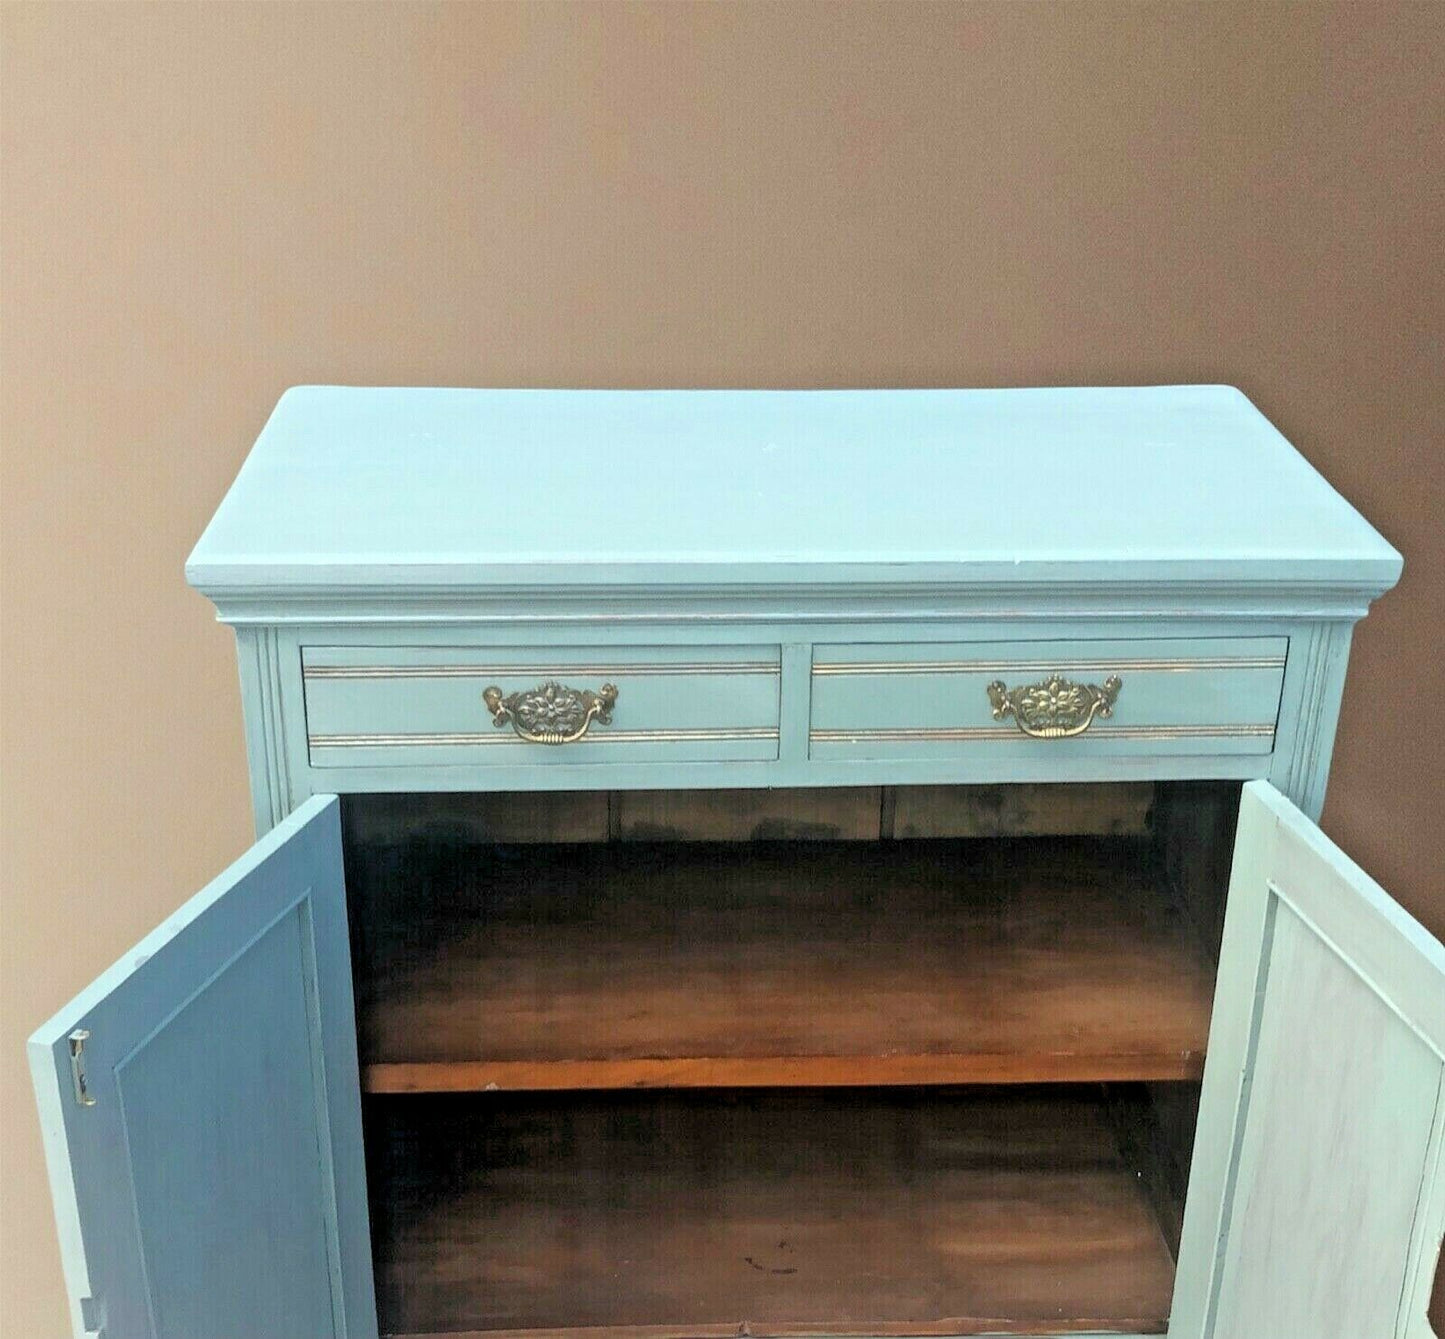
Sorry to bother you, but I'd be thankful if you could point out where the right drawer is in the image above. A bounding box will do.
[810,637,1288,761]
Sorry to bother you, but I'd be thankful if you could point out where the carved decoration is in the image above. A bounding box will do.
[482,680,619,745]
[987,673,1122,739]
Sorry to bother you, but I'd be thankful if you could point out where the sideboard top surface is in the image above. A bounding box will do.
[186,385,1400,603]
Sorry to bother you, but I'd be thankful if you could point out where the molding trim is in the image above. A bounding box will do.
[235,627,294,834]
[1274,622,1355,820]
[196,578,1392,627]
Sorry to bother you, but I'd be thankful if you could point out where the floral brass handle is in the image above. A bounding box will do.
[987,673,1122,739]
[482,680,619,745]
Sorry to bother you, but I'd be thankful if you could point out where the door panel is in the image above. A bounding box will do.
[28,796,376,1339]
[1211,902,1441,1336]
[1172,781,1445,1339]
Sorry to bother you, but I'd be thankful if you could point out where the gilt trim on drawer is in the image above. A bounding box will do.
[310,727,780,748]
[813,655,1288,675]
[811,724,1277,743]
[303,660,781,680]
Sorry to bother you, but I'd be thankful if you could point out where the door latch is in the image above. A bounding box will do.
[69,1029,96,1107]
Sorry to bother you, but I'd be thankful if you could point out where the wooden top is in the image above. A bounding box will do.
[187,386,1400,605]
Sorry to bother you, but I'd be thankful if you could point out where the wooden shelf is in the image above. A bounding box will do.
[356,838,1213,1094]
[367,1087,1177,1338]
[357,838,1211,1092]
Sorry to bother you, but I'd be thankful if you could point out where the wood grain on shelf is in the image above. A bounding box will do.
[341,783,1155,850]
[612,787,884,842]
[343,790,612,847]
[356,838,1213,1093]
[368,1051,1202,1093]
[368,1088,1176,1338]
[891,783,1154,839]
[395,1325,1151,1339]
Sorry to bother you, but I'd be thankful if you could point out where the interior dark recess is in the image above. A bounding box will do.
[342,781,1240,1338]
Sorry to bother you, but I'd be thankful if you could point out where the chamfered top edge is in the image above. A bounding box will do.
[186,384,1403,602]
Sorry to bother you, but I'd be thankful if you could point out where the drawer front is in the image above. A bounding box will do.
[810,637,1287,761]
[304,645,781,768]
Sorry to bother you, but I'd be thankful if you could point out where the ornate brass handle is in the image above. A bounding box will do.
[482,680,619,745]
[987,673,1122,739]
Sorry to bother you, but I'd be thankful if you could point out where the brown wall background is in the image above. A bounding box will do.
[3,3,1442,1333]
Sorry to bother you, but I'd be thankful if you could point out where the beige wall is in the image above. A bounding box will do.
[3,3,1443,1333]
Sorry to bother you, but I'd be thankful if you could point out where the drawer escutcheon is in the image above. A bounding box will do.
[987,673,1123,740]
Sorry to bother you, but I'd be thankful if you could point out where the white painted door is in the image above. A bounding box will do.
[28,796,377,1339]
[1171,780,1445,1339]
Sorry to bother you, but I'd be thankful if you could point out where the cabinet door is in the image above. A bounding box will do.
[1172,780,1445,1339]
[28,795,376,1339]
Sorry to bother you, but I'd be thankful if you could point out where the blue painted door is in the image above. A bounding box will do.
[28,796,376,1339]
[1171,781,1445,1338]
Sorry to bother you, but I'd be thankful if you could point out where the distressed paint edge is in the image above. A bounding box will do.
[27,1041,97,1339]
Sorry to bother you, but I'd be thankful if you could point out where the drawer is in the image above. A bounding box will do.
[810,637,1287,761]
[303,645,781,768]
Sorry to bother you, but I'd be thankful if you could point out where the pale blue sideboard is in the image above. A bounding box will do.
[186,386,1398,827]
[29,387,1445,1339]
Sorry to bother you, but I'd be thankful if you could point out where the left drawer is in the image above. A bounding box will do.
[303,645,782,768]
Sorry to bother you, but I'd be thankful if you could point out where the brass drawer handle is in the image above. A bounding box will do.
[987,673,1122,739]
[483,680,619,745]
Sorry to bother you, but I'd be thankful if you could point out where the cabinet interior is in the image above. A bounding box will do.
[342,781,1241,1339]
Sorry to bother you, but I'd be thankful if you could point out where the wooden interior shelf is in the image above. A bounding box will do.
[355,838,1214,1094]
[366,1086,1178,1338]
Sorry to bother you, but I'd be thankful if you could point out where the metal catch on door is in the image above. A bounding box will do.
[69,1029,96,1107]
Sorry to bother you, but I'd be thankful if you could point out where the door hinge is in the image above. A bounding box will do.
[78,1294,102,1334]
[68,1029,96,1108]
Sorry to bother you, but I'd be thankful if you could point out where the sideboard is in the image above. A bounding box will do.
[31,386,1445,1339]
